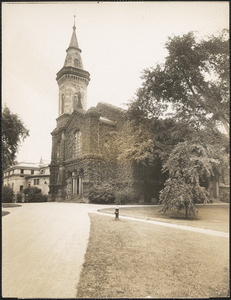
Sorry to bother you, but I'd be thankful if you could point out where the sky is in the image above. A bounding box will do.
[2,1,229,164]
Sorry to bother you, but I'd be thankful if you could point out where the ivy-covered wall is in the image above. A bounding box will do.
[49,103,163,203]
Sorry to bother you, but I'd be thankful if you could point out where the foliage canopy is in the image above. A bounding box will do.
[2,106,29,170]
[129,30,229,133]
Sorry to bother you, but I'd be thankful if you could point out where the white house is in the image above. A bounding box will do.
[3,159,50,195]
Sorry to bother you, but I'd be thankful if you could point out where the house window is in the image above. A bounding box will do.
[34,179,40,185]
[20,185,23,192]
[20,169,24,174]
[75,131,82,157]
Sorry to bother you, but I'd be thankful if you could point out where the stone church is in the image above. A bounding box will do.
[49,22,159,202]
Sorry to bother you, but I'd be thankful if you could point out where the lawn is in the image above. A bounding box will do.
[2,203,22,208]
[77,213,229,298]
[100,204,229,232]
[2,203,22,217]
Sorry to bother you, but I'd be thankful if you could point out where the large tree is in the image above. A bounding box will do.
[2,106,29,170]
[129,29,229,134]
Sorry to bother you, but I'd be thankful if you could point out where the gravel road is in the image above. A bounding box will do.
[2,202,104,298]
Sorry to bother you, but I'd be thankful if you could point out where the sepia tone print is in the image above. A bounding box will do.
[2,2,229,299]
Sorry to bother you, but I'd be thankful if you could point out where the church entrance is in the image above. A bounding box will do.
[71,171,83,196]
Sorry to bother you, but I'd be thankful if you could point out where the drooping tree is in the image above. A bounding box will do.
[159,142,220,218]
[2,106,29,170]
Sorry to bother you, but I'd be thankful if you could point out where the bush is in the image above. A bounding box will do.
[115,187,140,204]
[23,187,48,202]
[219,186,230,203]
[16,192,22,202]
[89,183,116,204]
[2,186,14,203]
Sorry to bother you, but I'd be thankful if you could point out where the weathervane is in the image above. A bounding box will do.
[73,14,76,30]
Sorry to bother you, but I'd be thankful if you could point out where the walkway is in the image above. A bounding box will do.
[2,202,102,298]
[96,211,229,238]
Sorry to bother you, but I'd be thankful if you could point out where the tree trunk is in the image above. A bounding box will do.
[185,205,188,219]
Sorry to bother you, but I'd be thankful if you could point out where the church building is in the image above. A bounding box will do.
[49,21,146,202]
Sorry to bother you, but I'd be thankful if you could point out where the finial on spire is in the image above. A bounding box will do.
[73,14,76,31]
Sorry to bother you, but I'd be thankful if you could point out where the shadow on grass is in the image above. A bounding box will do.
[2,211,10,217]
[2,203,22,208]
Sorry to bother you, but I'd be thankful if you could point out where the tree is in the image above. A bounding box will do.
[159,142,220,218]
[2,106,29,170]
[129,29,229,134]
[2,186,14,203]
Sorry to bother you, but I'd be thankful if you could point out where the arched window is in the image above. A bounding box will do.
[61,94,65,114]
[74,58,79,67]
[77,92,83,108]
[75,131,82,157]
[73,94,78,110]
[73,93,83,110]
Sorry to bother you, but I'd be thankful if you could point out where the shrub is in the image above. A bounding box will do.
[219,186,230,203]
[2,186,14,203]
[115,187,140,204]
[89,183,116,204]
[16,192,22,202]
[23,187,47,202]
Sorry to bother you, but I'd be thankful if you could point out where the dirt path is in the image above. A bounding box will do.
[96,211,229,238]
[2,202,106,298]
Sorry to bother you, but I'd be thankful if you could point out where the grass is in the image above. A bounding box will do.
[2,203,22,217]
[2,203,22,208]
[100,204,229,232]
[77,213,229,298]
[2,211,10,217]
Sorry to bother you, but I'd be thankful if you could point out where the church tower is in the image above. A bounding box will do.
[56,18,90,116]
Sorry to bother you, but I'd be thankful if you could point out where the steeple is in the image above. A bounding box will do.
[63,16,83,69]
[68,16,80,50]
[56,17,90,117]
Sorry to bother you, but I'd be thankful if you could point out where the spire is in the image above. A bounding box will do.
[68,15,80,50]
[63,16,83,69]
[39,157,44,167]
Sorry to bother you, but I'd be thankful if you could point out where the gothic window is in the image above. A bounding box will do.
[73,93,83,110]
[75,131,82,157]
[61,94,65,114]
[74,58,79,67]
[57,142,61,161]
[77,92,83,108]
[73,94,78,110]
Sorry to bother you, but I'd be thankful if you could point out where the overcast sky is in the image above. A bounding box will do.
[2,1,229,164]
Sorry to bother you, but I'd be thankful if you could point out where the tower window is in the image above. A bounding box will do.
[61,94,65,114]
[74,58,79,67]
[73,93,83,110]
